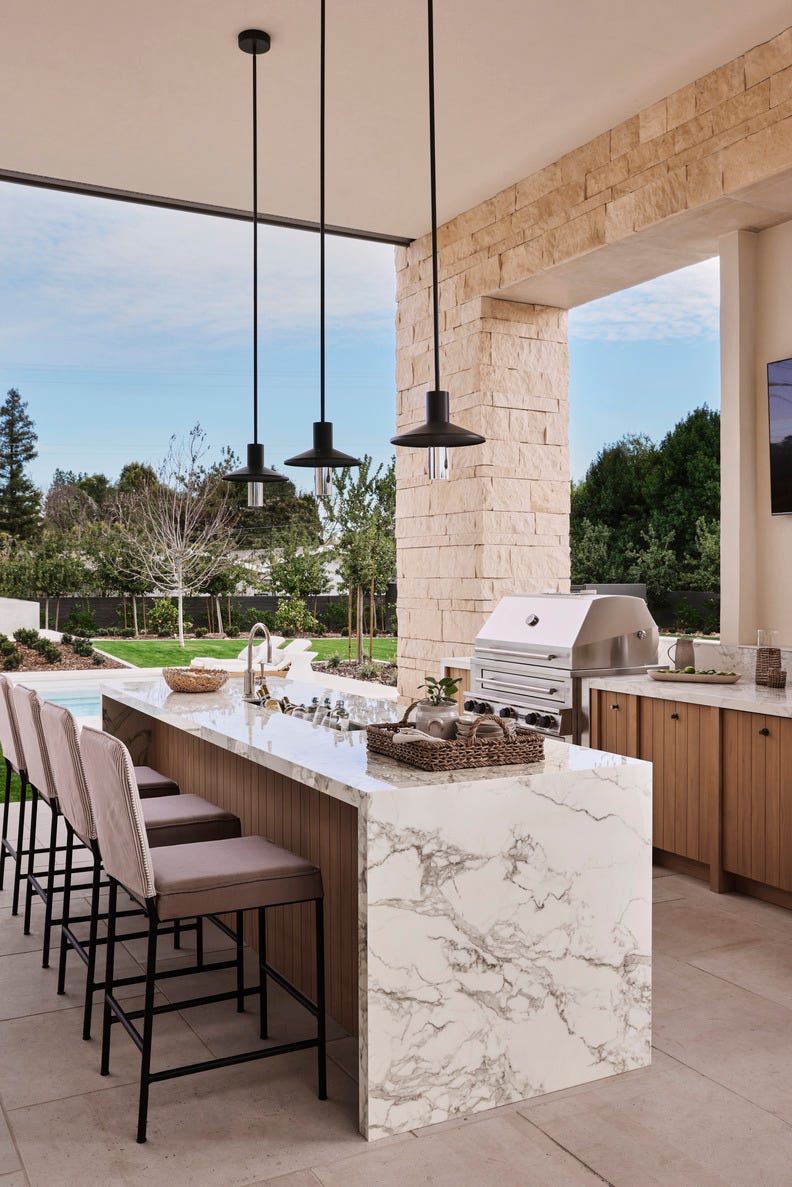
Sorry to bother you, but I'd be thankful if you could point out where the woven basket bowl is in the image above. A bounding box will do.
[162,667,229,694]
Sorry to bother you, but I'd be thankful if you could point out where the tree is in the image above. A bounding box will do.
[268,522,331,608]
[321,457,396,661]
[570,406,721,595]
[115,426,238,646]
[32,532,90,630]
[570,519,615,586]
[0,388,41,539]
[117,461,158,494]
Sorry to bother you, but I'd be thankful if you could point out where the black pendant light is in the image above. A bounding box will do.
[225,28,286,505]
[390,0,485,480]
[285,0,361,498]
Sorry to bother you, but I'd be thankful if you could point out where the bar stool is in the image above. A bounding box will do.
[0,674,29,915]
[35,698,243,1039]
[80,726,326,1144]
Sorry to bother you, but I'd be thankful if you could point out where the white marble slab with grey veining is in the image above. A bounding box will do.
[102,675,652,1140]
[588,671,792,716]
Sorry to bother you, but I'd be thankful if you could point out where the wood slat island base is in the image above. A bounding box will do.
[103,677,652,1141]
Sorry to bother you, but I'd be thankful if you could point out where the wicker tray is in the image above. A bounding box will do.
[163,667,229,693]
[366,702,545,772]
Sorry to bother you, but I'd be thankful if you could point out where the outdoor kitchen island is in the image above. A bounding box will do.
[101,675,652,1141]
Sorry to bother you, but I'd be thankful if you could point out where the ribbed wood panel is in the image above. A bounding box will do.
[723,711,792,891]
[141,719,359,1034]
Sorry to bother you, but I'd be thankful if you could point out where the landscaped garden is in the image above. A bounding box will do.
[95,635,398,668]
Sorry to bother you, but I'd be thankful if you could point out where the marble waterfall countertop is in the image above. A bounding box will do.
[101,675,646,808]
[588,672,792,717]
[103,674,653,1139]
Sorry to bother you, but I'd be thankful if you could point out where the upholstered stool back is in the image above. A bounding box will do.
[0,673,25,773]
[40,701,96,846]
[12,685,57,803]
[80,726,155,906]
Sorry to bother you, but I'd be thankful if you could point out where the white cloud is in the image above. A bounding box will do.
[0,182,396,365]
[569,257,719,342]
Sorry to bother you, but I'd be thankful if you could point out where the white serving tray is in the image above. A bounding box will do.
[648,669,740,685]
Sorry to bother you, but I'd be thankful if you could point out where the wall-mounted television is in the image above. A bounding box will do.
[768,356,792,514]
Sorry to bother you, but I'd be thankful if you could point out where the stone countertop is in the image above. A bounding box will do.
[588,672,792,718]
[101,675,645,810]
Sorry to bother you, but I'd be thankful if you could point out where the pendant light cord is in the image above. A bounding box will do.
[320,0,326,423]
[428,0,440,393]
[252,47,259,444]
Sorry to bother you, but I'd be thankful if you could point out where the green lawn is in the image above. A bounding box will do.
[95,636,397,667]
[0,758,24,803]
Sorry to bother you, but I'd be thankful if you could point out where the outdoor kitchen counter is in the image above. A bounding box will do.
[588,672,792,717]
[102,677,652,1141]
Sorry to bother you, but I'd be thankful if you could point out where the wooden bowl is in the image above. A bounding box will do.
[162,667,229,693]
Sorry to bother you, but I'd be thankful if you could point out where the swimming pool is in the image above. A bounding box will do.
[41,689,102,717]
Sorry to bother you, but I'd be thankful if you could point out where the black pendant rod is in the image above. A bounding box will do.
[252,46,259,444]
[428,0,440,393]
[320,0,326,423]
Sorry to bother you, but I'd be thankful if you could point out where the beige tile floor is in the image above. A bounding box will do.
[2,804,792,1185]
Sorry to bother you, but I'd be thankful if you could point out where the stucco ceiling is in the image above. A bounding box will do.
[1,0,791,241]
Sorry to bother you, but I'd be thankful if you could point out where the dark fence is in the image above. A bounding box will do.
[42,591,397,633]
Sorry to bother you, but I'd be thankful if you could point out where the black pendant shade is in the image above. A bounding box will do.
[224,28,286,499]
[224,442,284,485]
[286,421,361,468]
[285,0,360,486]
[391,391,484,449]
[391,0,485,465]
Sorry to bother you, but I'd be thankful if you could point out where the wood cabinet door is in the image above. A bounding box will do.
[639,697,718,863]
[722,711,792,890]
[590,690,639,757]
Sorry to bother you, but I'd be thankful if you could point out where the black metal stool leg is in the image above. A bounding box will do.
[41,802,60,966]
[11,774,27,915]
[23,787,40,935]
[57,824,74,993]
[316,898,327,1100]
[257,907,268,1039]
[173,917,181,949]
[100,878,118,1077]
[195,916,204,970]
[82,847,102,1040]
[0,761,11,890]
[235,910,245,1013]
[136,904,159,1144]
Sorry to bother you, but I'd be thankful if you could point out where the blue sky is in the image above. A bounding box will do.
[0,182,720,489]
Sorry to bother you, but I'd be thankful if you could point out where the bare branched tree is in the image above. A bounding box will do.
[116,426,238,646]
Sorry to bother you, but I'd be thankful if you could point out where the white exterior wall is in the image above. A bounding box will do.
[0,597,39,637]
[720,221,792,644]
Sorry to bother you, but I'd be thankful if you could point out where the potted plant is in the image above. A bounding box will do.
[414,675,461,739]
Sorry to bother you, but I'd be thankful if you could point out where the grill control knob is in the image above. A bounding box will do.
[479,702,493,715]
[464,700,476,712]
[539,715,555,729]
[525,712,539,725]
[498,707,515,718]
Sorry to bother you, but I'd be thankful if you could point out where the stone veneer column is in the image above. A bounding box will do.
[394,292,570,701]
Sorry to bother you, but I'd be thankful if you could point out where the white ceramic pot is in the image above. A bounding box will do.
[413,699,459,739]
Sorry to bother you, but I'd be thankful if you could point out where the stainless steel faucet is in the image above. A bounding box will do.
[244,622,273,698]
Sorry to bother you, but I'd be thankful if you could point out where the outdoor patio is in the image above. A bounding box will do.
[1,799,791,1187]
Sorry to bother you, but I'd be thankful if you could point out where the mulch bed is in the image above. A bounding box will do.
[312,659,398,686]
[9,642,125,673]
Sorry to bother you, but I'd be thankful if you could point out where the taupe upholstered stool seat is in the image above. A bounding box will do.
[0,674,30,917]
[34,700,241,1040]
[151,835,323,920]
[133,765,180,798]
[79,725,326,1145]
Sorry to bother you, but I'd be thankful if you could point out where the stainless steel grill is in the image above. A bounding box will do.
[465,592,659,743]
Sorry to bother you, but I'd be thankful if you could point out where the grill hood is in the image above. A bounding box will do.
[473,592,659,672]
